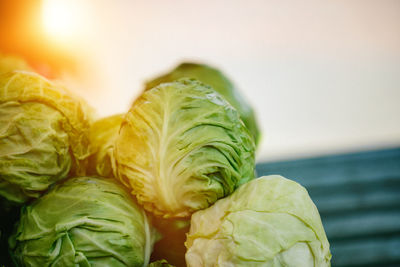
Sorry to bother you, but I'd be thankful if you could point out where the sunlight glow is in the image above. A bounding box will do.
[42,0,85,42]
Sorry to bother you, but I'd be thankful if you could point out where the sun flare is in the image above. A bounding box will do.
[42,0,84,42]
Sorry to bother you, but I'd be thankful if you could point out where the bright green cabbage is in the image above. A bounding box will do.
[88,114,124,177]
[185,175,332,267]
[9,176,158,267]
[145,62,260,146]
[0,71,92,203]
[115,78,255,218]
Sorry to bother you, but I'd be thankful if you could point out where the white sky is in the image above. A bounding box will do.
[65,0,400,162]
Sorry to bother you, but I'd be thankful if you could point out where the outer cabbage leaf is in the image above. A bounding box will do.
[88,114,124,177]
[115,78,255,218]
[185,175,332,267]
[145,62,260,146]
[9,176,158,267]
[0,71,92,203]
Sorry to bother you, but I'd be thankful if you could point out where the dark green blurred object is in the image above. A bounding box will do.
[145,62,260,147]
[150,217,189,267]
[0,199,20,266]
[148,259,175,267]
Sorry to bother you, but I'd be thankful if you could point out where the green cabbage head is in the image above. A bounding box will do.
[87,114,124,177]
[145,62,260,147]
[115,78,255,218]
[0,71,92,203]
[9,176,158,267]
[185,175,332,267]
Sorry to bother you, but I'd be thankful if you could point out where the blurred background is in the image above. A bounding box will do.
[1,0,399,162]
[1,1,400,265]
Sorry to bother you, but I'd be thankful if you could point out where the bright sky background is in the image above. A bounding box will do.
[42,0,400,162]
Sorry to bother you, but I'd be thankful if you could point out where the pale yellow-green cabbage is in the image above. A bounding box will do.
[0,71,92,203]
[87,114,124,177]
[185,175,331,267]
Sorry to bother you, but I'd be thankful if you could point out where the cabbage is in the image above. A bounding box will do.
[0,101,71,203]
[0,53,32,74]
[185,175,332,266]
[0,71,92,203]
[145,62,260,146]
[9,176,158,267]
[88,114,124,177]
[115,78,255,218]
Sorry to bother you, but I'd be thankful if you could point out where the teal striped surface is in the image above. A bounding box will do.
[256,147,400,267]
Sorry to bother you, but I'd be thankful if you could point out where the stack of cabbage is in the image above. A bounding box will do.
[0,60,331,267]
